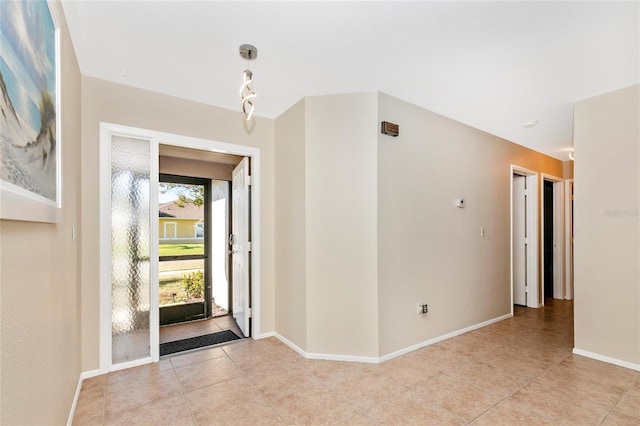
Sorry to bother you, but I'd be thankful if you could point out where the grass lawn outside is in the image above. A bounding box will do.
[159,245,204,305]
[159,243,204,257]
[159,270,204,305]
[159,277,188,305]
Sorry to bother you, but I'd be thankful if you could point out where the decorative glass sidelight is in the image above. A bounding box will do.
[110,135,151,364]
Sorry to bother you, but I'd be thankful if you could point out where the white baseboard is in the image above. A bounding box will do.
[67,369,101,426]
[271,332,307,359]
[258,331,276,339]
[573,348,640,371]
[268,313,513,365]
[305,350,378,364]
[379,313,512,363]
[273,331,378,363]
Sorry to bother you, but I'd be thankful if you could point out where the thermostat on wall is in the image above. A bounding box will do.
[456,198,465,208]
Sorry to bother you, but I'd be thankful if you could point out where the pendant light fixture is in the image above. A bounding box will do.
[239,44,258,121]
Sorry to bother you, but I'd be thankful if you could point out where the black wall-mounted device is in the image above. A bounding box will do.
[381,121,399,137]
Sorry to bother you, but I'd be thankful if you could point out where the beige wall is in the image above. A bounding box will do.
[80,77,275,370]
[0,2,82,423]
[273,91,563,358]
[377,93,564,356]
[274,100,308,349]
[305,94,380,357]
[563,160,574,180]
[574,85,640,365]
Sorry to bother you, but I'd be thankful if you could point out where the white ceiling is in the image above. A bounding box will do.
[62,1,639,160]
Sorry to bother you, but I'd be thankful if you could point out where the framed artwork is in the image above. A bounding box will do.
[0,0,62,223]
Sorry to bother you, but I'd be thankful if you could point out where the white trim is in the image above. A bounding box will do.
[163,221,177,239]
[109,357,154,372]
[150,142,159,362]
[80,369,102,380]
[99,124,112,373]
[66,369,102,426]
[573,348,640,371]
[378,313,512,363]
[525,173,539,308]
[510,165,540,309]
[272,332,378,363]
[269,313,512,364]
[306,352,379,364]
[100,122,262,372]
[540,174,564,302]
[66,378,82,426]
[250,154,262,338]
[100,125,157,371]
[564,179,574,300]
[271,332,307,358]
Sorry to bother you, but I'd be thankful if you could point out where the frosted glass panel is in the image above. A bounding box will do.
[111,135,151,364]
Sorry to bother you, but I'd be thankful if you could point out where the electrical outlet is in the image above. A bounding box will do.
[417,303,428,314]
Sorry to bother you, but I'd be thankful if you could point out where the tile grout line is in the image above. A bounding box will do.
[221,342,289,425]
[171,358,199,426]
[100,376,109,426]
[464,347,574,424]
[598,374,640,425]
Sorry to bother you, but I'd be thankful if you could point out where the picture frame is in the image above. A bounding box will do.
[0,0,62,223]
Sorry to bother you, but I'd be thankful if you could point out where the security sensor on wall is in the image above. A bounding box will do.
[456,198,465,208]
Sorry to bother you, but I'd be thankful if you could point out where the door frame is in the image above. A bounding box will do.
[159,173,211,325]
[564,179,574,300]
[510,165,539,312]
[540,174,564,302]
[99,122,262,373]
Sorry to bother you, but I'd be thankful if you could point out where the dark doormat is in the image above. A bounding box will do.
[160,330,241,356]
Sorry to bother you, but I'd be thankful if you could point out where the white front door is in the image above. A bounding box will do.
[231,158,250,337]
[513,175,527,306]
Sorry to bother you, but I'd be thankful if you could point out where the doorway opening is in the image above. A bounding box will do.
[510,165,539,310]
[543,180,554,299]
[541,174,564,302]
[98,123,262,372]
[157,146,249,355]
[158,175,213,325]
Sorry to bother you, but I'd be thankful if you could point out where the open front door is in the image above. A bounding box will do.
[231,158,250,337]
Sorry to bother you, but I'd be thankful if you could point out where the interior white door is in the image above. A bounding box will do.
[231,158,250,337]
[513,175,527,306]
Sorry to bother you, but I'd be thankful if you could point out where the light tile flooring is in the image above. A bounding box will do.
[73,300,640,425]
[160,315,245,345]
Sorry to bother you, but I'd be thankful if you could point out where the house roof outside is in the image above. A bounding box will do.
[159,201,204,219]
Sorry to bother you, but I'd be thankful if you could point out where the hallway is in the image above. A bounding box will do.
[72,300,640,425]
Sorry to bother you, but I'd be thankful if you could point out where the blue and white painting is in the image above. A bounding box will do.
[0,0,57,202]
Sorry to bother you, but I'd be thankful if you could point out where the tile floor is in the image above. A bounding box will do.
[160,315,245,345]
[73,300,640,425]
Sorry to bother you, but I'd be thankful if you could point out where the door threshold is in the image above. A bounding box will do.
[159,333,248,359]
